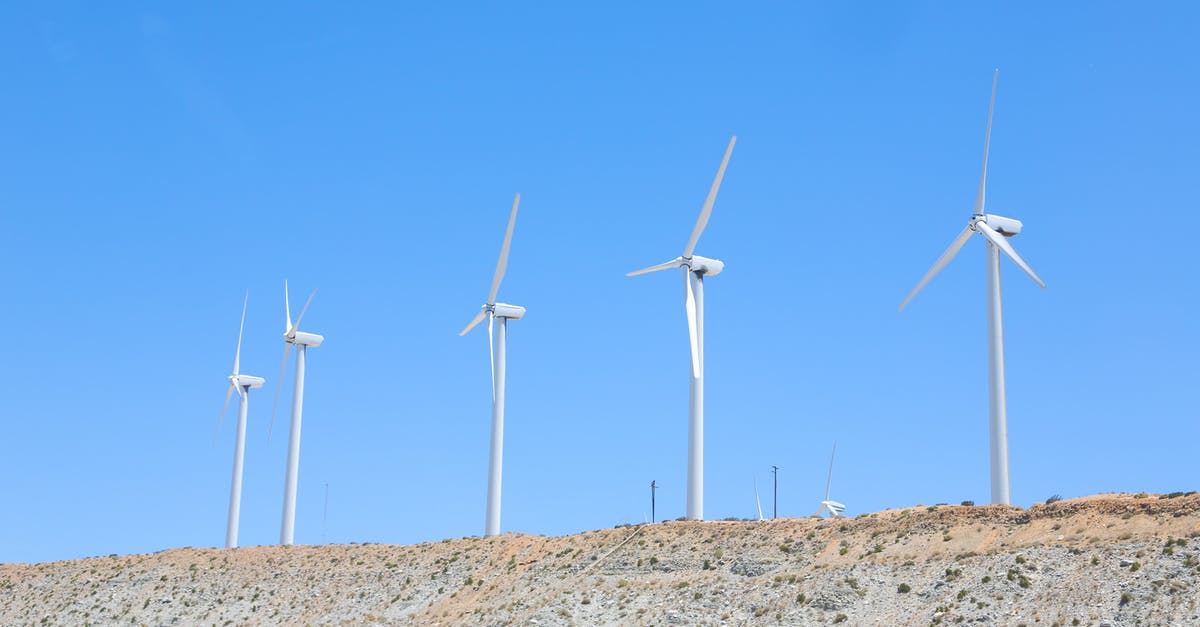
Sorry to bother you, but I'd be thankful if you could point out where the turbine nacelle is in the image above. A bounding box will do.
[973,214,1023,237]
[489,302,526,320]
[686,255,724,276]
[230,374,265,389]
[285,331,324,347]
[627,255,725,277]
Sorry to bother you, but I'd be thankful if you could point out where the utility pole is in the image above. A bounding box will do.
[650,480,658,523]
[771,465,780,519]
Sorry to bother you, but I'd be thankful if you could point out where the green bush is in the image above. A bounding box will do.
[897,583,911,593]
[1045,494,1063,504]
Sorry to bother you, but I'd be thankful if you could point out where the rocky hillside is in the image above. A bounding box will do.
[3,493,1198,625]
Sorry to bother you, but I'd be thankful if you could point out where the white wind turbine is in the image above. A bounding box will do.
[814,443,845,518]
[627,136,736,521]
[899,70,1046,506]
[215,292,264,549]
[269,281,323,545]
[460,194,525,538]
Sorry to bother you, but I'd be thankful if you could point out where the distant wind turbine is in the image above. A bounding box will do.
[270,281,323,545]
[814,443,846,518]
[215,292,264,549]
[627,136,736,521]
[898,70,1046,506]
[460,194,525,537]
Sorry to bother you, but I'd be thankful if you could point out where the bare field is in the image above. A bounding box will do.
[3,493,1198,625]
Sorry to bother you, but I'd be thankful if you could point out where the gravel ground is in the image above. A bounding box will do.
[2,493,1197,626]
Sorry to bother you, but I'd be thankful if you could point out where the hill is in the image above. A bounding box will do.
[2,493,1198,625]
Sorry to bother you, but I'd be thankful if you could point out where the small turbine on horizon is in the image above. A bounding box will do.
[215,292,264,549]
[460,194,525,538]
[814,443,846,518]
[627,136,736,522]
[270,281,323,545]
[898,70,1046,506]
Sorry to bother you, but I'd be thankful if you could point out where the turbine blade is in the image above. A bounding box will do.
[290,289,317,334]
[975,221,1046,288]
[898,225,974,311]
[825,442,837,502]
[683,136,736,258]
[268,342,294,442]
[626,260,679,277]
[754,478,764,521]
[233,291,247,376]
[459,310,487,336]
[487,312,495,402]
[683,270,700,378]
[284,280,292,333]
[216,382,235,445]
[487,194,520,305]
[974,70,998,216]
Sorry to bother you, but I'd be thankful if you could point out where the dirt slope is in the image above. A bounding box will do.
[2,493,1198,625]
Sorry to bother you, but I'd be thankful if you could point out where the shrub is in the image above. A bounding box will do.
[981,575,991,583]
[897,583,911,593]
[834,614,848,623]
[1017,576,1031,588]
[961,500,974,506]
[1015,556,1026,564]
[1120,591,1133,606]
[1130,562,1141,572]
[1045,494,1063,504]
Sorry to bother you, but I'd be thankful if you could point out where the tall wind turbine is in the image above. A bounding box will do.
[215,292,264,549]
[270,281,323,545]
[814,443,846,518]
[460,194,524,537]
[627,136,736,521]
[898,70,1046,506]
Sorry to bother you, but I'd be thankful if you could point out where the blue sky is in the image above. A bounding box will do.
[1,3,1196,563]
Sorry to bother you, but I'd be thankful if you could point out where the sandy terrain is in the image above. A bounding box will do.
[2,492,1198,625]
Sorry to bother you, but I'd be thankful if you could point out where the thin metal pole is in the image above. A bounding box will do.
[985,243,1011,505]
[650,480,657,523]
[771,465,779,519]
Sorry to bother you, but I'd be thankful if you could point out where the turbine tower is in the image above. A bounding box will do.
[270,281,323,545]
[627,136,736,521]
[899,70,1046,506]
[215,292,264,549]
[814,442,846,518]
[460,194,525,538]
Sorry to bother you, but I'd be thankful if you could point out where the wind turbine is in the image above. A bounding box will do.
[269,281,323,545]
[459,194,524,538]
[627,136,736,521]
[814,443,846,518]
[215,292,264,549]
[898,70,1046,506]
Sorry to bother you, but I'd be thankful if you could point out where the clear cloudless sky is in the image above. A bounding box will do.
[1,2,1196,563]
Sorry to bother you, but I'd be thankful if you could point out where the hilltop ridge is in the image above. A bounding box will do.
[2,492,1198,625]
